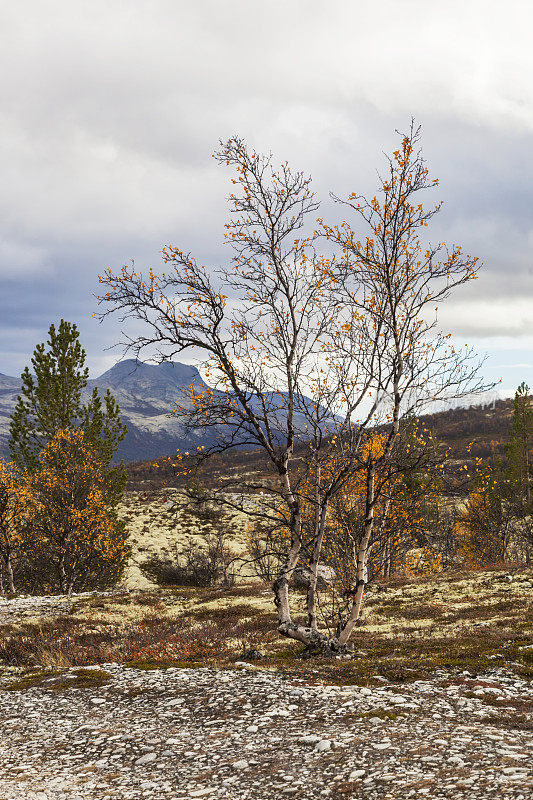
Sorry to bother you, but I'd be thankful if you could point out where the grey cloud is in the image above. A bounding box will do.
[0,0,531,380]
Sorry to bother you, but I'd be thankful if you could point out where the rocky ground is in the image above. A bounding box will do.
[1,572,532,800]
[0,659,531,800]
[0,591,116,626]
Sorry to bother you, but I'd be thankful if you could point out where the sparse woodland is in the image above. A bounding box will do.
[1,125,531,661]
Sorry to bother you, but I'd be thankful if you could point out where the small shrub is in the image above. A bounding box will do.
[141,538,235,588]
[246,522,287,583]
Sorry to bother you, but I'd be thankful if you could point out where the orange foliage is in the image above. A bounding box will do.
[0,459,32,593]
[26,428,129,594]
[323,436,442,588]
[457,471,506,567]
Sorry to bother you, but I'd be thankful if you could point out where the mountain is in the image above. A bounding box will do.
[86,360,217,462]
[0,373,25,458]
[0,360,215,463]
[0,360,322,463]
[8,357,508,468]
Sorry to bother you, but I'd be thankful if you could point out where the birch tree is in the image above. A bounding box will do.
[0,459,31,594]
[97,123,488,649]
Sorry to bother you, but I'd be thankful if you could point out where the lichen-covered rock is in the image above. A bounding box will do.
[291,565,336,589]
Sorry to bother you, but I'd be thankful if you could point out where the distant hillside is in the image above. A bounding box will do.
[417,399,514,460]
[125,398,516,492]
[0,372,26,459]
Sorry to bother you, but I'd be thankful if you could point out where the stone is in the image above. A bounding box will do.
[315,739,332,752]
[135,752,157,765]
[299,735,321,745]
[502,767,528,775]
[232,759,249,770]
[349,769,366,779]
[447,755,465,767]
[291,565,336,589]
[387,694,407,704]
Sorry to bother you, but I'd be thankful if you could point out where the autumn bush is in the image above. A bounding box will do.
[1,320,129,596]
[0,614,230,668]
[0,429,129,596]
[0,459,32,594]
[457,383,532,568]
[246,521,288,583]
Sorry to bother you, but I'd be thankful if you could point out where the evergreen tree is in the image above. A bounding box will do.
[9,320,127,503]
[507,381,532,508]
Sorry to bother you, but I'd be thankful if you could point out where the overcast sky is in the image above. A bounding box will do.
[1,0,532,396]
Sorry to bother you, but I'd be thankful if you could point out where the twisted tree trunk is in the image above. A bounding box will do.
[337,466,376,647]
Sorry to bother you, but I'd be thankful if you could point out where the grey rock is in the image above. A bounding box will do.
[298,734,321,744]
[315,739,332,752]
[349,769,366,779]
[292,565,336,589]
[135,752,157,765]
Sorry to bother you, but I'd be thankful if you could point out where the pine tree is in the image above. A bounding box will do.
[507,382,532,508]
[9,320,127,503]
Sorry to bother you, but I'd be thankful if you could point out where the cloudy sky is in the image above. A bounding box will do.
[1,0,532,395]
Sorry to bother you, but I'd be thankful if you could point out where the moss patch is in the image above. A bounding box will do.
[3,668,111,692]
[343,709,407,722]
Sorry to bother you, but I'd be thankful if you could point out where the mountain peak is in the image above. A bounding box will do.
[95,359,203,388]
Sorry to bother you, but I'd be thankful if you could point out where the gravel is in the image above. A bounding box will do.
[0,661,531,799]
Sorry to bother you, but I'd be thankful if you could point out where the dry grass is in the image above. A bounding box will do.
[0,567,531,691]
[116,490,258,589]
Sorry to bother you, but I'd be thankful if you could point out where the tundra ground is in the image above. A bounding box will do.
[1,553,532,799]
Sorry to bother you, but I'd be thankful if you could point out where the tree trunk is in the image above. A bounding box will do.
[275,537,328,646]
[274,500,329,646]
[58,554,67,595]
[6,555,15,595]
[306,486,328,631]
[2,553,15,595]
[525,440,531,505]
[274,476,303,631]
[306,514,328,631]
[383,534,391,579]
[337,466,376,647]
